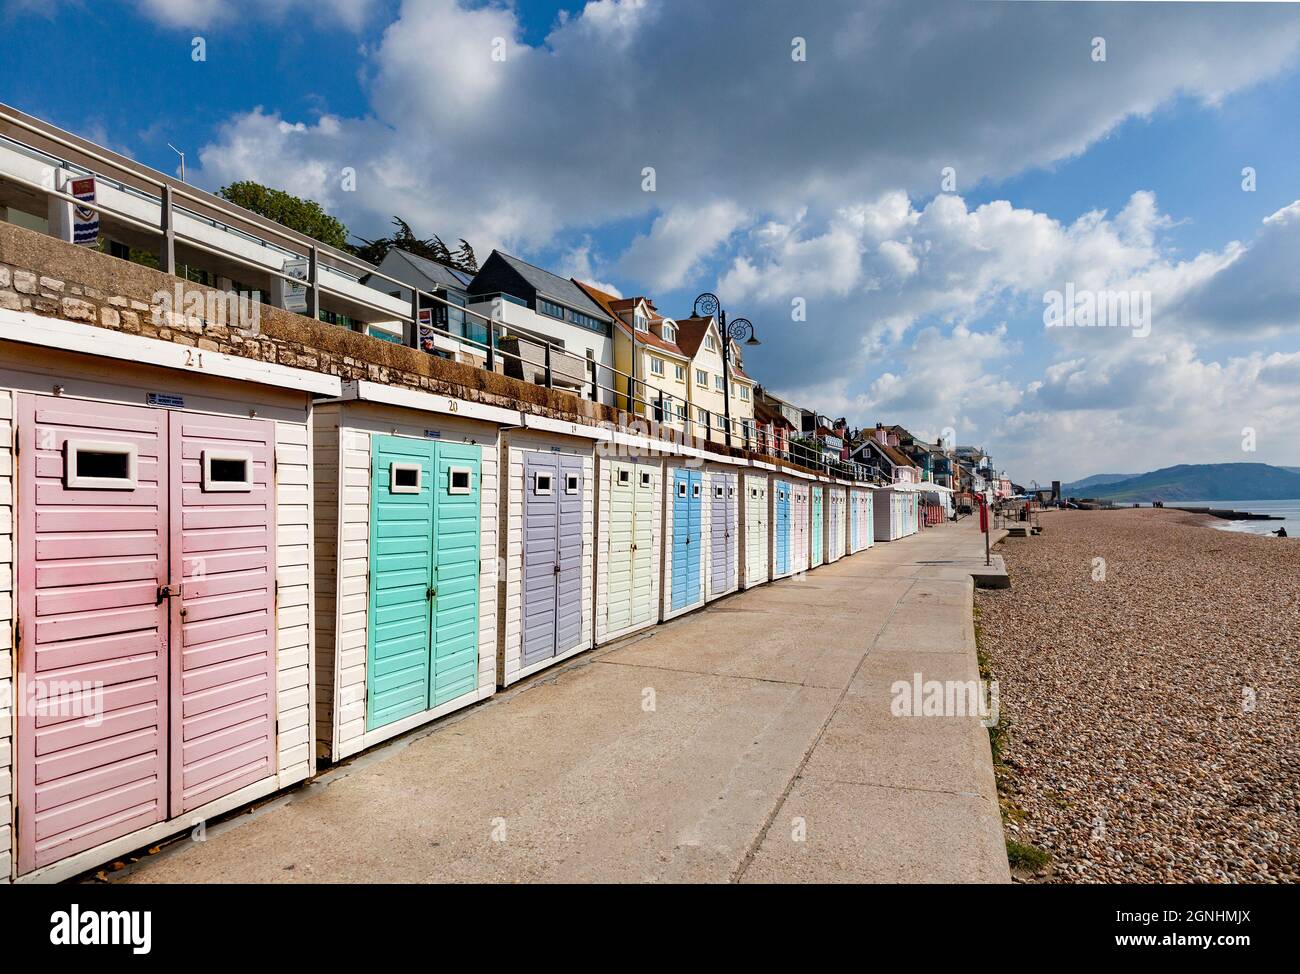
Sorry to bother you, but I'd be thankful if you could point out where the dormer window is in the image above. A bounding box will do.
[634,314,648,332]
[704,334,716,351]
[662,324,675,342]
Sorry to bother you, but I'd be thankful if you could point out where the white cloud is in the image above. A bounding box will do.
[134,0,377,30]
[616,202,747,292]
[174,0,1300,481]
[189,0,1300,251]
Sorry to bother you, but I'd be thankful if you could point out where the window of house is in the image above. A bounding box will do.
[662,324,675,342]
[739,385,750,401]
[704,335,716,351]
[673,363,685,381]
[567,308,609,334]
[634,314,648,332]
[539,298,566,320]
[697,407,709,424]
[714,375,724,391]
[695,369,707,386]
[649,357,664,376]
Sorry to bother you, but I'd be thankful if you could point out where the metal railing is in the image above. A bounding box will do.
[0,104,883,482]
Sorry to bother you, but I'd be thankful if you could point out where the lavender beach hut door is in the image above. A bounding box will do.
[522,453,558,668]
[523,452,583,667]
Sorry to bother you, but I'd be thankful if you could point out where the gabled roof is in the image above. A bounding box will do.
[488,251,612,321]
[673,315,718,358]
[375,248,473,293]
[572,280,687,359]
[853,437,918,471]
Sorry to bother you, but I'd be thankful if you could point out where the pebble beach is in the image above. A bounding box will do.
[975,507,1299,883]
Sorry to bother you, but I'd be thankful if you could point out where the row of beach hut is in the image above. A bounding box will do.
[0,324,924,882]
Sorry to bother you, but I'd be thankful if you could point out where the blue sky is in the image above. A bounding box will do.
[4,0,1300,483]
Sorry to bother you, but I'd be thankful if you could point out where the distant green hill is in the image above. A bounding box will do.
[1061,473,1139,493]
[1076,463,1300,502]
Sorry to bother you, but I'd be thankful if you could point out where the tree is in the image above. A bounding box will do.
[216,180,350,251]
[349,217,479,273]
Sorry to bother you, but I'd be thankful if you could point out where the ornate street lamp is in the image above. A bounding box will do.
[693,292,760,448]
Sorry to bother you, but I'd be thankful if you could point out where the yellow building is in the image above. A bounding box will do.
[574,283,690,432]
[673,316,757,447]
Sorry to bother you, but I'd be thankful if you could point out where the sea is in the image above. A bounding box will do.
[1155,499,1300,537]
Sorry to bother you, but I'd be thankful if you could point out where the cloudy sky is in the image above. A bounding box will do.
[5,0,1300,484]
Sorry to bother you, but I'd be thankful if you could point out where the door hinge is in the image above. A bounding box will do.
[12,426,18,457]
[14,615,20,652]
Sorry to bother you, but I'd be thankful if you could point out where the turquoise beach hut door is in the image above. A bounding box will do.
[367,436,480,731]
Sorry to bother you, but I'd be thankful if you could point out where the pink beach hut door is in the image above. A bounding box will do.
[168,414,276,815]
[16,395,169,874]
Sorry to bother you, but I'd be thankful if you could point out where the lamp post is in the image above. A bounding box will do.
[692,292,760,449]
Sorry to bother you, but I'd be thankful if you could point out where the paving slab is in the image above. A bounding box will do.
[114,518,1008,885]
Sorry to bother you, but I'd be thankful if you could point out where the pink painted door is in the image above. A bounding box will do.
[16,395,169,873]
[168,414,276,815]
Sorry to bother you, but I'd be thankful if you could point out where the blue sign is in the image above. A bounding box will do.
[147,393,185,408]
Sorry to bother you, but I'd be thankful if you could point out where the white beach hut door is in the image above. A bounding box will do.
[630,464,656,626]
[605,461,634,633]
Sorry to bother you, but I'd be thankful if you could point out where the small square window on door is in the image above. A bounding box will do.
[534,471,553,495]
[64,440,138,490]
[640,471,652,488]
[565,474,580,495]
[692,483,701,497]
[677,482,688,497]
[202,449,253,492]
[390,462,422,494]
[617,469,631,486]
[714,486,723,498]
[447,466,472,495]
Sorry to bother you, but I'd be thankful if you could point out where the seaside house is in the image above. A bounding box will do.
[0,103,414,339]
[364,247,483,363]
[572,282,691,432]
[851,424,922,485]
[673,315,757,446]
[466,250,616,404]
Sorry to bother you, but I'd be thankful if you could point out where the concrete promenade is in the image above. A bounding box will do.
[117,518,1010,884]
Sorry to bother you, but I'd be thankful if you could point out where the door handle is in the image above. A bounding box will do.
[554,564,561,575]
[427,586,436,600]
[156,584,180,604]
